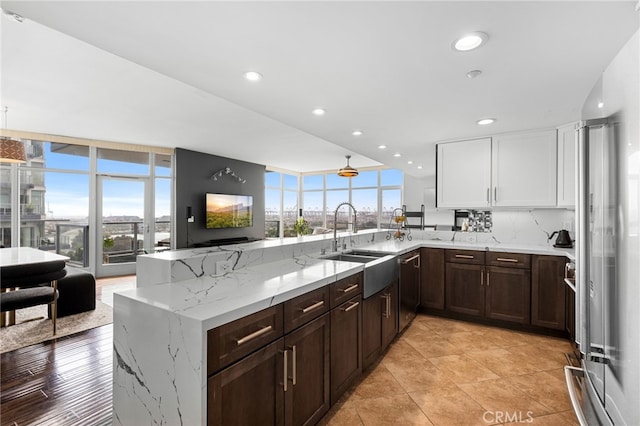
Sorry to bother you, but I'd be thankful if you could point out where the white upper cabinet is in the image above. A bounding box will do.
[492,129,557,207]
[436,138,491,208]
[436,129,563,208]
[556,123,577,207]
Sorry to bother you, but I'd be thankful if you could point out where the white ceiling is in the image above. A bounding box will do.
[1,1,638,178]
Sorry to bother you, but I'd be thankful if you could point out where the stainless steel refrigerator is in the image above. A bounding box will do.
[565,29,640,425]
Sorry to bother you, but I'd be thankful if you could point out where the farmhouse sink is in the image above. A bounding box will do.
[323,251,398,298]
[322,253,381,263]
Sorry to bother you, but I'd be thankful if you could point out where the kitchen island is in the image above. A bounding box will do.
[113,230,574,425]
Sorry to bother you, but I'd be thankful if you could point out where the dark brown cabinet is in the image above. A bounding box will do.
[531,255,566,330]
[330,296,361,404]
[445,250,531,325]
[362,291,383,369]
[420,248,445,310]
[399,250,420,331]
[362,281,398,369]
[566,284,575,342]
[381,281,398,350]
[284,314,331,426]
[208,339,285,426]
[485,266,530,324]
[445,262,485,317]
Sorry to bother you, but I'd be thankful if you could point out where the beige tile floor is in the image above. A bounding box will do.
[320,314,578,426]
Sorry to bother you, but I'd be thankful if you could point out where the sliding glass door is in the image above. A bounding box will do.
[96,176,151,277]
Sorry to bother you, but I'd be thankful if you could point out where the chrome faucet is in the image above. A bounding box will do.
[333,202,357,252]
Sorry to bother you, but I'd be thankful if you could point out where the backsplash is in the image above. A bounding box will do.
[419,209,575,246]
[467,210,493,232]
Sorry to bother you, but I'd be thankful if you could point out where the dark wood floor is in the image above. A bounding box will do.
[1,325,113,426]
[0,274,134,426]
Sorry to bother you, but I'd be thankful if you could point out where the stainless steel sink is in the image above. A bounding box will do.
[323,251,398,298]
[322,253,381,263]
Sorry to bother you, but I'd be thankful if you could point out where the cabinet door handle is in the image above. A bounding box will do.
[496,257,518,263]
[481,269,484,286]
[487,271,490,287]
[283,349,288,392]
[494,187,497,203]
[236,325,273,346]
[381,294,390,318]
[486,188,490,204]
[289,345,297,385]
[342,301,360,312]
[301,300,324,313]
[340,284,359,293]
[402,254,420,264]
[455,254,474,259]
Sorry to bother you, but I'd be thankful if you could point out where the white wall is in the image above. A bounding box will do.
[403,173,453,227]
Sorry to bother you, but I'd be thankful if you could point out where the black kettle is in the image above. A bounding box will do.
[549,230,573,248]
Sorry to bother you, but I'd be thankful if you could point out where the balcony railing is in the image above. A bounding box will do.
[56,223,89,267]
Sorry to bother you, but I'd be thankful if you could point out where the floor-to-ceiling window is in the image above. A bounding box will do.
[266,168,403,237]
[0,136,173,277]
[265,170,299,238]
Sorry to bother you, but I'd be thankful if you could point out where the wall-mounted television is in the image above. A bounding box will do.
[205,193,253,229]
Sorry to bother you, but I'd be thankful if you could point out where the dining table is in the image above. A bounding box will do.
[0,247,69,327]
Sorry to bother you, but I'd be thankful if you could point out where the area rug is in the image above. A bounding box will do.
[0,300,113,354]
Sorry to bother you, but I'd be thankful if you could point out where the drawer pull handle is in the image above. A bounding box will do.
[496,257,519,263]
[340,284,359,293]
[301,300,324,313]
[342,301,360,312]
[455,254,474,259]
[236,325,273,346]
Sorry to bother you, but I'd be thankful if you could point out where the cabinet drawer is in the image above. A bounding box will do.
[207,305,284,375]
[330,273,362,308]
[445,249,485,265]
[284,285,330,333]
[486,252,531,269]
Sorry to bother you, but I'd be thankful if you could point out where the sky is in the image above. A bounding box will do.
[26,142,401,220]
[25,142,171,219]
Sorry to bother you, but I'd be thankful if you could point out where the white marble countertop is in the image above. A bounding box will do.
[118,253,364,331]
[352,238,575,259]
[0,247,69,267]
[118,235,574,331]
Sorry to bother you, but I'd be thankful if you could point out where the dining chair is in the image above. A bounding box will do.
[0,260,67,334]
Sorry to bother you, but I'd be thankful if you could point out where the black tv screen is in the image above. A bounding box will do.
[206,193,253,229]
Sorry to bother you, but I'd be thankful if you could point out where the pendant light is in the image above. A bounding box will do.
[337,155,358,177]
[0,107,26,163]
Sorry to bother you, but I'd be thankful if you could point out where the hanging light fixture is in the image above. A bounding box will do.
[0,107,26,163]
[337,155,358,177]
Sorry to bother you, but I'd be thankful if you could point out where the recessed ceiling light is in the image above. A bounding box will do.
[352,130,363,136]
[378,145,387,149]
[466,70,482,79]
[312,108,326,116]
[393,153,401,158]
[477,118,496,126]
[417,165,423,170]
[243,71,262,82]
[597,102,604,109]
[452,32,488,52]
[407,161,413,165]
